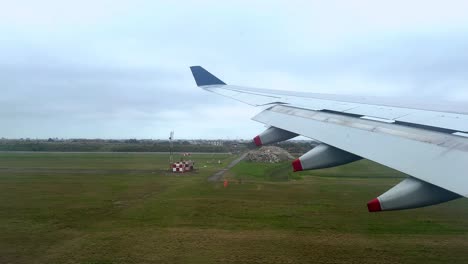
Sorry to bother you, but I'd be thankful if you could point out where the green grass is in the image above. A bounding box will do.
[1,153,468,263]
[230,161,299,181]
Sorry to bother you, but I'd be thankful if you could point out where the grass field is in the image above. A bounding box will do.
[1,152,468,263]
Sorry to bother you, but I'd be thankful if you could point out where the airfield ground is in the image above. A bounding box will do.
[1,152,467,263]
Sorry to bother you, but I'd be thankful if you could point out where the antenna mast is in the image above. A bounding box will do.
[169,130,174,164]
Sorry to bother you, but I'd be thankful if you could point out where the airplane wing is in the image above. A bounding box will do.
[189,66,468,212]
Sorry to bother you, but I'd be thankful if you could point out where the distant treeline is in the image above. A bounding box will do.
[0,141,232,153]
[0,139,315,153]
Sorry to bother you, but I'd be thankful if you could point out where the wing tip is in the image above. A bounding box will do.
[190,66,226,86]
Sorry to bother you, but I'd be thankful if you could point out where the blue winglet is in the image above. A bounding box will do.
[190,66,226,86]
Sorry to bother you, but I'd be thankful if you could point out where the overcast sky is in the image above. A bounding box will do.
[2,0,468,139]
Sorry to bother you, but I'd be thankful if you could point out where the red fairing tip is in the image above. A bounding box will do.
[292,159,303,172]
[253,136,262,146]
[367,198,382,212]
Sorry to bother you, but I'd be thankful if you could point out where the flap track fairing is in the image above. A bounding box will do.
[292,144,362,172]
[253,127,298,146]
[367,177,461,212]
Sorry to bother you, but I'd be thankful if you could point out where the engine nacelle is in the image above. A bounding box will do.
[367,177,461,212]
[292,144,361,172]
[253,127,298,146]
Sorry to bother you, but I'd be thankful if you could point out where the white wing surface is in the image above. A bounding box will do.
[190,66,468,212]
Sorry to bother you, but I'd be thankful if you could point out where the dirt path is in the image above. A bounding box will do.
[208,152,247,182]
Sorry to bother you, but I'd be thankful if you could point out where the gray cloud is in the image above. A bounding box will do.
[1,1,468,138]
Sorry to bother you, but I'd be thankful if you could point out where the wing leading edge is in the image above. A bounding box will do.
[190,66,468,212]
